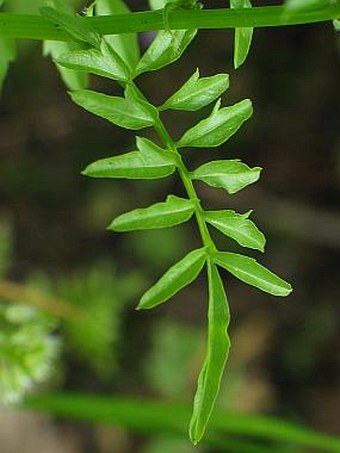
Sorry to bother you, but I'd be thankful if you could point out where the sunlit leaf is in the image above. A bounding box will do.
[138,248,207,309]
[70,90,155,130]
[191,159,261,194]
[96,0,140,72]
[83,137,176,179]
[214,251,292,296]
[160,69,229,111]
[135,29,197,76]
[204,210,266,251]
[231,0,254,69]
[177,99,253,148]
[189,261,230,444]
[40,6,100,48]
[285,0,330,10]
[56,40,130,82]
[109,195,195,231]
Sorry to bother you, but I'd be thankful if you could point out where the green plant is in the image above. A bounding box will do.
[1,0,339,446]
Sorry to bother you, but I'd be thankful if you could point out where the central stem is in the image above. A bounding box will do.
[153,119,216,252]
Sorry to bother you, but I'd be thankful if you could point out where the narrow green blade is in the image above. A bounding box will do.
[56,40,130,82]
[231,0,254,69]
[96,0,140,72]
[189,261,231,444]
[138,248,207,309]
[70,90,155,130]
[83,137,176,179]
[160,69,229,111]
[191,159,261,194]
[135,28,197,76]
[204,210,266,251]
[214,251,292,296]
[109,195,195,231]
[177,99,253,148]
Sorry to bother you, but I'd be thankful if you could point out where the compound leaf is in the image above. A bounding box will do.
[177,99,253,148]
[160,69,229,111]
[56,40,130,82]
[70,90,155,130]
[214,251,292,297]
[189,261,230,444]
[40,6,100,48]
[108,195,195,231]
[204,210,266,252]
[191,159,261,194]
[96,0,140,72]
[135,29,197,76]
[231,0,254,69]
[83,137,176,179]
[137,248,207,309]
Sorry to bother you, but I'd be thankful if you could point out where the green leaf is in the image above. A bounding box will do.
[160,69,229,111]
[285,0,330,10]
[138,248,207,309]
[191,159,261,194]
[96,0,140,72]
[44,40,89,91]
[0,0,5,8]
[70,90,155,130]
[135,29,197,76]
[55,40,130,83]
[0,38,16,93]
[40,6,100,48]
[214,251,292,297]
[109,195,195,232]
[189,261,230,444]
[83,137,176,179]
[231,0,254,69]
[204,210,266,252]
[177,99,253,148]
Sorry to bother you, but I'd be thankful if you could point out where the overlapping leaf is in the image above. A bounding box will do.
[70,90,156,130]
[231,0,254,69]
[160,69,229,111]
[56,40,130,82]
[191,159,261,194]
[138,248,207,309]
[204,210,265,251]
[214,251,292,296]
[108,195,195,231]
[83,137,176,179]
[189,261,230,444]
[40,6,100,48]
[285,0,330,10]
[96,0,140,72]
[177,99,253,148]
[135,29,197,76]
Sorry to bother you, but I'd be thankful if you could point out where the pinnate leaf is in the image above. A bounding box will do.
[56,40,130,82]
[177,99,253,148]
[189,261,230,444]
[214,251,292,296]
[70,90,155,130]
[191,159,261,194]
[83,137,176,179]
[160,69,229,111]
[204,210,266,252]
[231,0,254,69]
[40,6,100,48]
[137,248,207,309]
[135,29,197,76]
[108,195,195,231]
[96,0,140,72]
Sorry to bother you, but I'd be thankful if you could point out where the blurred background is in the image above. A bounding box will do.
[0,0,339,451]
